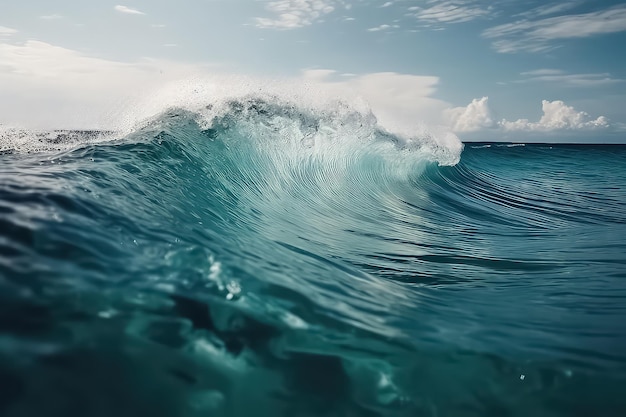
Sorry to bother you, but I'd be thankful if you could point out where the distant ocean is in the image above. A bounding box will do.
[1,96,625,417]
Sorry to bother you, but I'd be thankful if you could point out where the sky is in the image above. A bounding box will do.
[1,0,625,142]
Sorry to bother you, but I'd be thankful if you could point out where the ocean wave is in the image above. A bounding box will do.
[1,98,625,416]
[0,83,463,166]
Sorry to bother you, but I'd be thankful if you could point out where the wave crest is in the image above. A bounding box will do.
[145,94,462,167]
[1,80,463,166]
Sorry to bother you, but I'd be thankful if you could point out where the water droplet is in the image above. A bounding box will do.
[98,309,117,319]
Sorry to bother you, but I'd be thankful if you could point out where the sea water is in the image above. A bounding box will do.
[0,94,625,416]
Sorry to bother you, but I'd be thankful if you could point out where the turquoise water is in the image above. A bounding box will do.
[1,99,625,416]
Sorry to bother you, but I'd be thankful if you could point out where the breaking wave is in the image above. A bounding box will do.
[1,91,625,416]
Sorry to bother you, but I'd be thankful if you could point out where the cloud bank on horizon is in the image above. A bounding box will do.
[0,1,624,141]
[448,97,609,133]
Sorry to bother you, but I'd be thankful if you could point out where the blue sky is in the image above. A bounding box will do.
[1,0,625,142]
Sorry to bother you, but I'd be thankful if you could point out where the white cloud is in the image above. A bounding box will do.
[518,69,623,87]
[520,69,562,77]
[40,14,63,20]
[484,5,626,53]
[447,97,609,133]
[502,100,609,131]
[445,97,495,132]
[114,5,146,15]
[411,1,490,25]
[255,0,339,29]
[301,69,450,133]
[0,40,205,129]
[515,1,581,18]
[367,24,390,32]
[381,2,393,7]
[0,26,17,36]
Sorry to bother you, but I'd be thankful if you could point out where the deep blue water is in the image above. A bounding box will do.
[1,100,625,416]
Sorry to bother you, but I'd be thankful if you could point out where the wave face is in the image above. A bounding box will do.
[1,99,626,416]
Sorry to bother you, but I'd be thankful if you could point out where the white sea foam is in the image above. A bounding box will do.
[0,75,463,164]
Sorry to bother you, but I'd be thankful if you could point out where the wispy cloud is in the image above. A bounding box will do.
[367,24,396,32]
[520,69,562,77]
[0,26,17,37]
[410,1,491,25]
[517,69,624,87]
[40,14,63,20]
[255,0,339,29]
[515,1,581,18]
[381,2,394,7]
[484,5,626,53]
[114,5,146,16]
